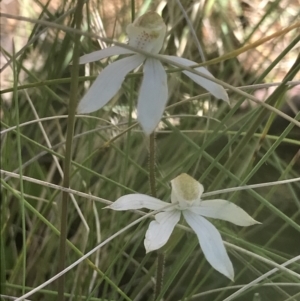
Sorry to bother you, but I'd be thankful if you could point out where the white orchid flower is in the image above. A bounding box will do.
[107,173,260,280]
[77,12,229,135]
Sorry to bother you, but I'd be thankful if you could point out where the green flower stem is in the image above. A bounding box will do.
[57,1,84,300]
[131,0,135,22]
[122,83,135,195]
[13,43,26,295]
[155,251,165,300]
[149,133,157,198]
[148,133,165,300]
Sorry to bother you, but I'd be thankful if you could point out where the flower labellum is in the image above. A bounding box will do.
[77,12,229,135]
[106,173,260,280]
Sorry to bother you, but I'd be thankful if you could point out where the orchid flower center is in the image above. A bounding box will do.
[171,173,203,209]
[173,174,200,201]
[126,12,166,54]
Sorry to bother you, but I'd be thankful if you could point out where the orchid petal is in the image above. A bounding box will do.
[161,55,229,102]
[77,54,145,114]
[183,210,234,280]
[79,46,135,64]
[190,199,260,226]
[137,58,168,135]
[144,210,181,253]
[107,194,171,211]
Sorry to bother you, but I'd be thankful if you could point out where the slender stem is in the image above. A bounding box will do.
[13,42,26,295]
[155,251,165,300]
[57,1,84,300]
[120,2,136,193]
[131,0,135,22]
[122,1,135,194]
[149,133,157,198]
[148,133,165,300]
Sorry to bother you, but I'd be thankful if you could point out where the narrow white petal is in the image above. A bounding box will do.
[190,200,260,226]
[137,58,168,135]
[107,194,170,211]
[144,211,181,253]
[161,55,229,102]
[79,46,134,64]
[183,210,234,280]
[77,54,145,114]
